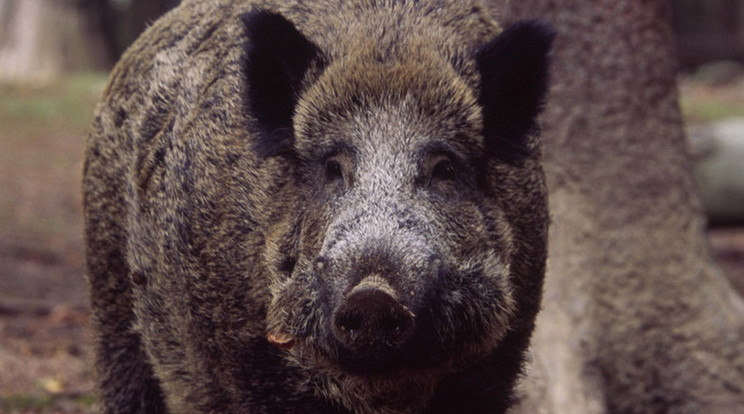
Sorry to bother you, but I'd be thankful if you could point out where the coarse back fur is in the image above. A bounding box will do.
[83,0,553,413]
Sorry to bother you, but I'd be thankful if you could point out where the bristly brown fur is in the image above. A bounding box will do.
[83,1,553,413]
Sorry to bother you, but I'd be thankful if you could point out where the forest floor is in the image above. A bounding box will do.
[2,69,744,413]
[0,75,101,413]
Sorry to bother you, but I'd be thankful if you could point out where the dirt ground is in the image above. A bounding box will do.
[1,76,98,413]
[2,72,744,413]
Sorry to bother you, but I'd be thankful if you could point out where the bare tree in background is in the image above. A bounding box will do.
[0,0,110,81]
[0,0,179,81]
[490,1,744,413]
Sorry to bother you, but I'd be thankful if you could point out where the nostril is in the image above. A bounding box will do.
[337,313,363,336]
[380,313,405,335]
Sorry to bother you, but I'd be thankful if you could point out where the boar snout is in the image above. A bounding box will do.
[332,276,415,370]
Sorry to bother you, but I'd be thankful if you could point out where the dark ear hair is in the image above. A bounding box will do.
[476,20,555,162]
[242,10,322,157]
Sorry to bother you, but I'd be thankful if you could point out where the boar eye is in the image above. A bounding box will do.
[325,159,343,181]
[430,157,455,182]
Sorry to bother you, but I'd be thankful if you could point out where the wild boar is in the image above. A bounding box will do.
[83,0,553,413]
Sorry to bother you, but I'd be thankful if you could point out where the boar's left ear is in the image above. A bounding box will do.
[476,20,555,162]
[242,10,323,157]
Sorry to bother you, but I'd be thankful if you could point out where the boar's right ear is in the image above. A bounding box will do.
[476,20,555,162]
[242,10,322,157]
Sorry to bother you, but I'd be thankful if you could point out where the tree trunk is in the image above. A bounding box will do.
[0,0,110,81]
[490,1,744,413]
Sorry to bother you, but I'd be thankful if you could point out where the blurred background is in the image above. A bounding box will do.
[1,0,744,412]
